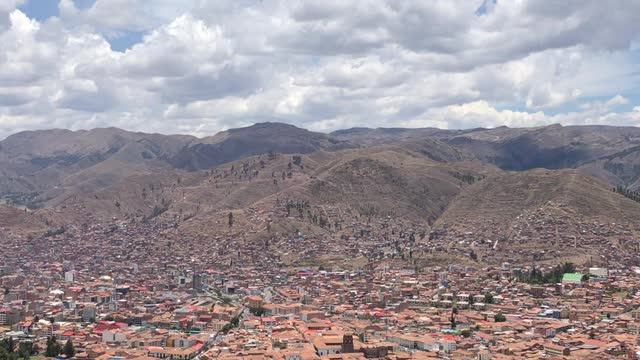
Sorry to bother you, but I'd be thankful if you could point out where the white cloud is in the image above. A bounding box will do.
[0,0,640,139]
[418,96,640,130]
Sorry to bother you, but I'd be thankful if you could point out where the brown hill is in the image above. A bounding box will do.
[436,169,640,229]
[0,123,356,207]
[431,169,640,266]
[336,124,640,190]
[0,127,195,205]
[170,122,356,171]
[52,145,495,226]
[0,204,61,236]
[4,123,640,268]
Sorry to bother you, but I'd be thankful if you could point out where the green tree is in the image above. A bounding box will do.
[0,338,14,354]
[17,342,33,360]
[249,306,265,316]
[0,345,16,360]
[63,340,75,358]
[494,313,506,322]
[484,293,494,304]
[45,337,61,358]
[562,262,576,274]
[228,212,234,227]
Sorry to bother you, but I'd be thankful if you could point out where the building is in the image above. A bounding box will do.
[0,308,23,326]
[589,267,609,279]
[342,334,354,353]
[83,304,97,322]
[561,273,583,285]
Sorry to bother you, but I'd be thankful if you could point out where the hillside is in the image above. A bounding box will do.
[0,204,61,236]
[335,124,640,190]
[431,169,640,267]
[50,146,494,224]
[170,122,356,171]
[6,122,640,210]
[0,123,356,207]
[4,123,640,267]
[0,128,195,206]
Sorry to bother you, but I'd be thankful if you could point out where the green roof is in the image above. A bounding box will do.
[562,273,583,281]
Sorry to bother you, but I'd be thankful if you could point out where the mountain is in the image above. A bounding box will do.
[334,124,640,190]
[430,169,640,267]
[435,168,640,231]
[4,122,640,267]
[0,123,354,207]
[50,145,495,225]
[0,128,195,205]
[170,122,356,171]
[0,204,60,236]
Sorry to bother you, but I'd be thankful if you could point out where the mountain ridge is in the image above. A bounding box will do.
[3,122,640,267]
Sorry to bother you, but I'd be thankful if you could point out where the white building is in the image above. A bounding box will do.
[102,329,128,343]
[589,268,609,278]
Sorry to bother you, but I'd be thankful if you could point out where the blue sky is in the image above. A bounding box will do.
[18,0,59,21]
[18,0,143,52]
[19,0,97,20]
[2,0,640,138]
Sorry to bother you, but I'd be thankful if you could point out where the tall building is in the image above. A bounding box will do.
[193,273,202,292]
[342,334,354,353]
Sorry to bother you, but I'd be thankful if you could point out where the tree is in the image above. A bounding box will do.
[562,262,576,274]
[494,313,506,322]
[469,250,478,261]
[249,306,265,316]
[0,345,14,360]
[228,212,234,227]
[484,293,494,304]
[221,315,241,334]
[45,337,61,358]
[63,340,75,358]
[0,338,14,354]
[17,342,33,360]
[449,308,457,329]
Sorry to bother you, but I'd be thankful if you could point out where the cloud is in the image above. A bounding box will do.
[419,96,640,130]
[1,0,640,139]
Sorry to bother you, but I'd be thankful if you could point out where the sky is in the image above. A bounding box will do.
[1,0,640,138]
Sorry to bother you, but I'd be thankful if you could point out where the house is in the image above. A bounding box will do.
[588,268,608,279]
[534,326,556,338]
[102,329,129,344]
[245,295,263,309]
[13,321,33,333]
[146,344,202,360]
[386,333,440,351]
[0,308,23,326]
[544,343,570,356]
[261,317,277,327]
[313,337,342,356]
